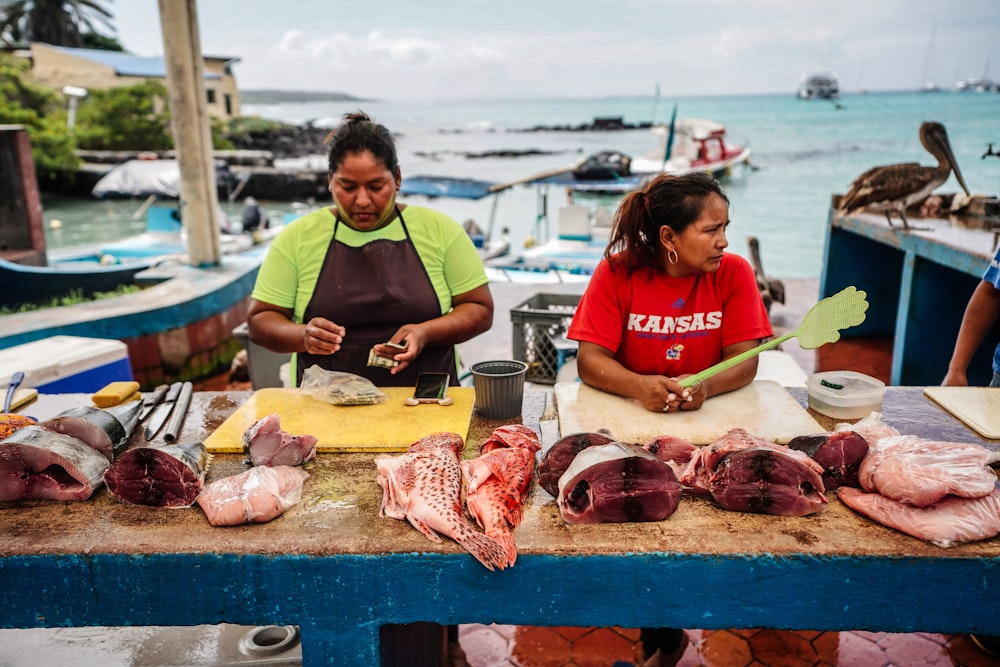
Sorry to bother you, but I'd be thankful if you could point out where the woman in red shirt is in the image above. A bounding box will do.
[569,172,772,415]
[568,172,772,666]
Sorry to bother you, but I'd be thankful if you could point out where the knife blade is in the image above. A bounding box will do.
[144,381,183,440]
[139,384,170,421]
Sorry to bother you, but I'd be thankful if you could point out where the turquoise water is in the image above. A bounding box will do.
[45,91,1000,279]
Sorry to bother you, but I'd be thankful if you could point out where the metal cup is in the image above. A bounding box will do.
[471,360,528,420]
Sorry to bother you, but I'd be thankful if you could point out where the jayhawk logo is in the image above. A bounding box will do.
[665,344,684,361]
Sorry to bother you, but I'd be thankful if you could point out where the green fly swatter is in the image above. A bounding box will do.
[678,286,869,389]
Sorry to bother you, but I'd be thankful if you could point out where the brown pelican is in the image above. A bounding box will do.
[838,121,970,229]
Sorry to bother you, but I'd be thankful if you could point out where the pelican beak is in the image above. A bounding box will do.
[936,128,971,196]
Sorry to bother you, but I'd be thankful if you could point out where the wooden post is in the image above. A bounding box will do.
[157,0,221,267]
[0,125,47,266]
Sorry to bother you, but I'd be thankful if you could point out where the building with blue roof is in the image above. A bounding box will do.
[27,43,242,119]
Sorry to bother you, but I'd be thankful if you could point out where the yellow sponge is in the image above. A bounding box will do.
[92,381,141,407]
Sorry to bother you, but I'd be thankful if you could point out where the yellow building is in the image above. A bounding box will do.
[27,42,241,119]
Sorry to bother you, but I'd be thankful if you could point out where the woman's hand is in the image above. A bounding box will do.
[673,375,707,411]
[302,317,345,356]
[378,324,429,375]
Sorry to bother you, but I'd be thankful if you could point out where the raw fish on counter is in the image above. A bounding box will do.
[40,401,141,462]
[787,430,869,489]
[105,441,209,507]
[537,430,614,497]
[858,436,998,507]
[462,425,541,566]
[197,465,309,526]
[838,483,1000,548]
[680,429,828,516]
[242,413,318,467]
[558,441,682,524]
[376,432,508,571]
[0,424,110,501]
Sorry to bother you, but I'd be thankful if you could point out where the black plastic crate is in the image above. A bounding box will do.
[510,293,581,384]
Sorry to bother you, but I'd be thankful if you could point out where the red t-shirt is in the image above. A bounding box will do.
[567,253,773,376]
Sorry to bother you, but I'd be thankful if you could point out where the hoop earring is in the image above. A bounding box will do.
[667,248,679,264]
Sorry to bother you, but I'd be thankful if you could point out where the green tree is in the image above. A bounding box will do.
[0,0,114,48]
[0,53,78,181]
[73,79,174,151]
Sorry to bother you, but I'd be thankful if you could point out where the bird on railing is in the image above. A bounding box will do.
[838,121,970,230]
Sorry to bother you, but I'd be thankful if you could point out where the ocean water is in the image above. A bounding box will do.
[44,91,1000,279]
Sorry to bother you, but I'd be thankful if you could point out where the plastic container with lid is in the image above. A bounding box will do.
[806,370,886,420]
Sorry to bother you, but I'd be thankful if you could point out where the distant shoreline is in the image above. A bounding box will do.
[240,90,373,104]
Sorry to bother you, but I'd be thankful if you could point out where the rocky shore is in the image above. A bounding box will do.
[64,115,652,202]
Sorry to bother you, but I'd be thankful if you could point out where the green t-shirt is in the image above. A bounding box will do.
[252,205,488,324]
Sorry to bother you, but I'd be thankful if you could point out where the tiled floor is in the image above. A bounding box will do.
[456,625,1000,667]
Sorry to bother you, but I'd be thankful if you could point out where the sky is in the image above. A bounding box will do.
[112,0,1000,101]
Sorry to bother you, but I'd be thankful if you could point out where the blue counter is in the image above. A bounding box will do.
[1,388,998,665]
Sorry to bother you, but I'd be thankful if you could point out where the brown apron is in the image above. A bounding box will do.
[297,207,458,387]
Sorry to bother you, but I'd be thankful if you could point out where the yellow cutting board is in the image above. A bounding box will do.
[555,380,823,445]
[205,387,476,453]
[923,386,1000,439]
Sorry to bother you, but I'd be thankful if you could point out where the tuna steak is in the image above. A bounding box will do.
[376,432,508,571]
[197,465,309,526]
[858,435,997,507]
[680,428,825,497]
[558,441,682,524]
[462,425,541,566]
[708,447,828,516]
[838,483,1000,548]
[537,430,615,497]
[104,441,209,507]
[242,413,318,467]
[0,424,110,501]
[788,430,869,489]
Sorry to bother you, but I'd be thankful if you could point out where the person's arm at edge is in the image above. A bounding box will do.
[943,280,1000,386]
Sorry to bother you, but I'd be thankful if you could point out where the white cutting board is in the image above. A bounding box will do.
[555,380,823,445]
[923,386,1000,440]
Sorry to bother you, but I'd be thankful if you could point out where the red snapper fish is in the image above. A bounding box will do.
[461,425,541,567]
[376,432,507,571]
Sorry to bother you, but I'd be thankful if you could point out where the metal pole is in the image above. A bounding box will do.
[157,0,221,266]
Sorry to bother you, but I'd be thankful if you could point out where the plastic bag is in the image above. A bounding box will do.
[298,365,386,406]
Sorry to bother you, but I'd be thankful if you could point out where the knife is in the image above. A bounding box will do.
[144,381,183,440]
[139,384,170,421]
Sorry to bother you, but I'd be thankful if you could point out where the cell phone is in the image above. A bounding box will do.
[412,372,449,403]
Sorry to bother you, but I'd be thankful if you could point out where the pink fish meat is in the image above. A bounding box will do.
[0,425,109,501]
[838,483,1000,548]
[858,435,997,507]
[197,465,309,526]
[242,413,318,467]
[376,432,508,571]
[462,425,541,566]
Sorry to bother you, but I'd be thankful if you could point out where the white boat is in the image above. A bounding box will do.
[797,72,840,99]
[627,117,752,182]
[523,113,752,197]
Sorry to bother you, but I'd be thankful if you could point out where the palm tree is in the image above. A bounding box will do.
[0,0,114,48]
